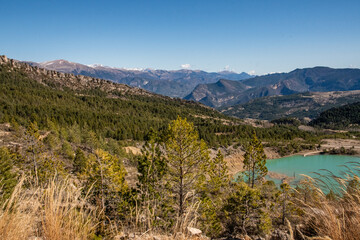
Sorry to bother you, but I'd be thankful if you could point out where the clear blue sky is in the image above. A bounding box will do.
[1,0,359,75]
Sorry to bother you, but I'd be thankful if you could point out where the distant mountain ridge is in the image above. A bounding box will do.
[25,59,252,98]
[185,67,360,108]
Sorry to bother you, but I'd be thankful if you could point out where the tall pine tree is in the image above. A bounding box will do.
[243,131,268,188]
[165,116,210,220]
[0,147,17,200]
[136,130,168,230]
[200,150,230,237]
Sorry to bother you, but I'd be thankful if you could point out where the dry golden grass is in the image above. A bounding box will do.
[0,176,97,240]
[172,191,201,238]
[299,173,360,240]
[41,179,97,240]
[124,191,202,239]
[0,177,39,240]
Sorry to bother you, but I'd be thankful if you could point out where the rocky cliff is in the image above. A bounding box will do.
[0,55,157,98]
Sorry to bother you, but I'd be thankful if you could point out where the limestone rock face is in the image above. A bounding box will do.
[0,55,8,63]
[0,55,162,99]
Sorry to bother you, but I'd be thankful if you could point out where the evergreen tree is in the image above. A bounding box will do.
[68,122,82,144]
[222,182,272,236]
[138,131,166,195]
[243,132,268,188]
[136,130,168,229]
[200,150,230,237]
[85,149,128,234]
[73,148,87,174]
[62,141,74,159]
[165,116,210,219]
[280,182,290,224]
[25,121,41,184]
[0,147,17,200]
[24,121,65,184]
[207,150,229,194]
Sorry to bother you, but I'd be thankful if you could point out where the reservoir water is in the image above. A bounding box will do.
[266,154,360,186]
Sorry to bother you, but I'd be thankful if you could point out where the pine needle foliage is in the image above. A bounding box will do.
[0,148,18,201]
[243,131,268,188]
[165,116,210,220]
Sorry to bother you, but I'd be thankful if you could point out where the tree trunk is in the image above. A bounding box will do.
[179,165,184,217]
[251,157,255,188]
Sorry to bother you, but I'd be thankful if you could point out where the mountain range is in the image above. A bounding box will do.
[185,67,360,108]
[17,57,360,122]
[25,59,251,98]
[221,90,360,121]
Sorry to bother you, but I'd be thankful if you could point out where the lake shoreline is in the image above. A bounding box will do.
[265,154,360,186]
[225,138,360,176]
[266,138,360,160]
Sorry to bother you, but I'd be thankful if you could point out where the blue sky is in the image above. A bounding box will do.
[1,0,359,75]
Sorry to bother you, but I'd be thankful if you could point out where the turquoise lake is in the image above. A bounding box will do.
[266,154,360,186]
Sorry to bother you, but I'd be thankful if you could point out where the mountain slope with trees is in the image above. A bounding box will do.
[2,55,331,149]
[310,102,360,129]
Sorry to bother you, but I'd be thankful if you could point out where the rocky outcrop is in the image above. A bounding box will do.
[0,55,159,98]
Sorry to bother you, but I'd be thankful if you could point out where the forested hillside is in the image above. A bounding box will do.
[0,56,330,149]
[310,102,360,129]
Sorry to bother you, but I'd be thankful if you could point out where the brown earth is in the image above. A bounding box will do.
[124,146,142,155]
[320,138,360,155]
[224,151,244,176]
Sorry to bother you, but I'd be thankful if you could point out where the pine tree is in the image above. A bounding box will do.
[207,150,229,194]
[165,116,210,219]
[222,182,272,235]
[280,182,290,224]
[23,121,65,184]
[136,130,168,229]
[85,149,128,234]
[62,141,74,159]
[25,121,41,184]
[243,132,268,188]
[73,148,87,174]
[200,150,230,237]
[0,147,17,200]
[138,130,166,195]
